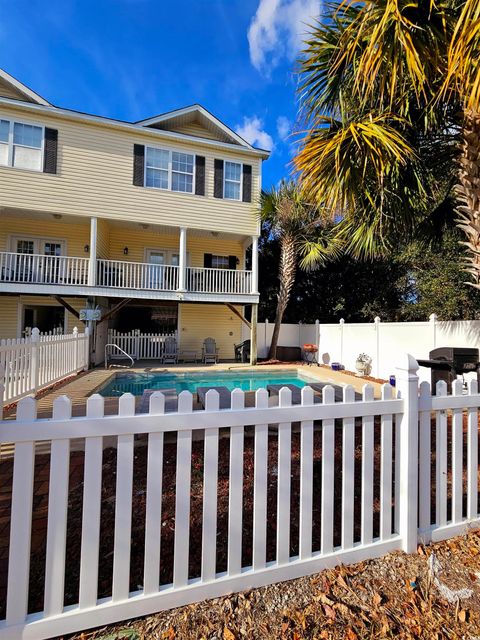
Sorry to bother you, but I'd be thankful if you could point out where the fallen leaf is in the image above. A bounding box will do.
[223,627,235,640]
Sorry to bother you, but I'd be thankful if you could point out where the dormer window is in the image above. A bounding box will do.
[0,119,44,171]
[145,146,194,193]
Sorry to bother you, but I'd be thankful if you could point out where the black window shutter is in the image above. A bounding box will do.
[204,253,213,268]
[214,159,224,198]
[228,255,237,270]
[242,164,252,202]
[133,144,145,186]
[195,156,206,196]
[43,128,58,174]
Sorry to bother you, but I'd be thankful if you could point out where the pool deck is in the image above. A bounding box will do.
[2,361,386,420]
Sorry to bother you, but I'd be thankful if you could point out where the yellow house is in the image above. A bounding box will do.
[0,68,269,363]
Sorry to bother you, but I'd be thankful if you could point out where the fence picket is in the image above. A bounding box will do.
[228,389,244,577]
[5,397,36,625]
[277,387,292,565]
[253,388,268,571]
[173,391,193,588]
[435,380,448,528]
[44,396,71,617]
[299,386,314,560]
[202,391,220,582]
[321,385,335,555]
[418,382,432,534]
[451,380,464,523]
[143,392,165,595]
[112,394,135,602]
[361,384,374,545]
[341,385,355,550]
[79,395,104,609]
[467,379,479,520]
[380,384,393,540]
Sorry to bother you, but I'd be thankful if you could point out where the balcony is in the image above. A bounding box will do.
[0,251,256,298]
[0,252,89,286]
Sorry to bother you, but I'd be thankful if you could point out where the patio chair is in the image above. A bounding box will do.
[202,337,219,364]
[162,336,179,364]
[234,339,251,363]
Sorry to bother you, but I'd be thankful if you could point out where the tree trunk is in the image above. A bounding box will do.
[456,110,480,289]
[268,235,297,360]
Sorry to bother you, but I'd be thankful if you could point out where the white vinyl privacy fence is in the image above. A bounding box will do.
[250,315,480,382]
[107,329,177,360]
[0,327,89,405]
[0,354,479,639]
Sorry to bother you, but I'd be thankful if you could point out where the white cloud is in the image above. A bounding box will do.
[248,0,320,75]
[276,115,291,140]
[235,116,274,150]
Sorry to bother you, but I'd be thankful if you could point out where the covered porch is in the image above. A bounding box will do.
[0,209,259,302]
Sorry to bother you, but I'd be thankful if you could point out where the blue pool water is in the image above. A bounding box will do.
[99,369,316,396]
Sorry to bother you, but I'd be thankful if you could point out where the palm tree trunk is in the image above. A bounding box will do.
[268,234,297,360]
[456,110,480,289]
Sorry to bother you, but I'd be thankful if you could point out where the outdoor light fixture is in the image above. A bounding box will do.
[53,214,62,220]
[84,244,89,253]
[123,247,129,255]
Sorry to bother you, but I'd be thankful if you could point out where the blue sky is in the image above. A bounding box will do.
[0,0,320,188]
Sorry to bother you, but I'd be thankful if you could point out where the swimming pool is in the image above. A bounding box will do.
[99,369,317,396]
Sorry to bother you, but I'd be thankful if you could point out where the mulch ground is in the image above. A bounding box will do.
[64,529,480,640]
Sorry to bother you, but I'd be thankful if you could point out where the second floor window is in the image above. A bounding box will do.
[224,161,242,200]
[0,120,43,171]
[145,146,194,193]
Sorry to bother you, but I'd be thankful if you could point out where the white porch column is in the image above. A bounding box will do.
[251,235,259,294]
[178,227,187,292]
[88,217,97,287]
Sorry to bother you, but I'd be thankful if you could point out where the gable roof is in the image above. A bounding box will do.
[136,104,254,149]
[0,68,51,106]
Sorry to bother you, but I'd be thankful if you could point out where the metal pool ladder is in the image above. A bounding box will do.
[104,344,135,369]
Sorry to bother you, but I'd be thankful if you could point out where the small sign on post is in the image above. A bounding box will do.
[79,307,102,322]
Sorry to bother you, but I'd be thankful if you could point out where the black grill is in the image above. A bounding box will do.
[417,347,480,393]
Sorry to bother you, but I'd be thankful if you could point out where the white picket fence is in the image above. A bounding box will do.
[0,327,89,405]
[107,329,177,360]
[0,354,479,638]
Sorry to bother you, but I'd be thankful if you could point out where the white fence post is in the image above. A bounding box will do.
[339,318,345,366]
[84,326,90,371]
[0,363,4,419]
[396,353,419,553]
[315,319,320,354]
[31,327,40,394]
[73,327,79,372]
[374,316,380,378]
[430,313,437,350]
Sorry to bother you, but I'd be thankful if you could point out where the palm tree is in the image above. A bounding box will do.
[295,0,480,284]
[261,181,340,360]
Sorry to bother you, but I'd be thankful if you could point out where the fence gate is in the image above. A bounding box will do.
[107,329,177,360]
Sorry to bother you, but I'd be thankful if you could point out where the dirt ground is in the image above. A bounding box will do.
[65,528,480,640]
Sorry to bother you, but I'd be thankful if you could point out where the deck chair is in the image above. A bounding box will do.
[162,336,179,364]
[234,339,251,363]
[197,386,231,409]
[202,337,219,364]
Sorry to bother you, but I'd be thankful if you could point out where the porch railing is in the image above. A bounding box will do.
[97,259,179,290]
[186,266,252,294]
[0,252,255,295]
[0,251,89,286]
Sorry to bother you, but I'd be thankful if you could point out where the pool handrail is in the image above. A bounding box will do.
[104,344,135,369]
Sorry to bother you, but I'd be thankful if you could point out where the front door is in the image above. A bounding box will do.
[145,250,166,289]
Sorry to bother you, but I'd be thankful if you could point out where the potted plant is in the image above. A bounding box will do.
[355,353,372,377]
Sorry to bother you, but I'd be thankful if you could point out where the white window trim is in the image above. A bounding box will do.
[144,145,196,195]
[10,235,67,255]
[0,116,45,172]
[223,161,243,201]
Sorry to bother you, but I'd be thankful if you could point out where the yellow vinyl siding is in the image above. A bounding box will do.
[0,104,261,236]
[179,303,242,359]
[0,78,34,102]
[107,226,245,267]
[0,295,85,338]
[0,215,89,255]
